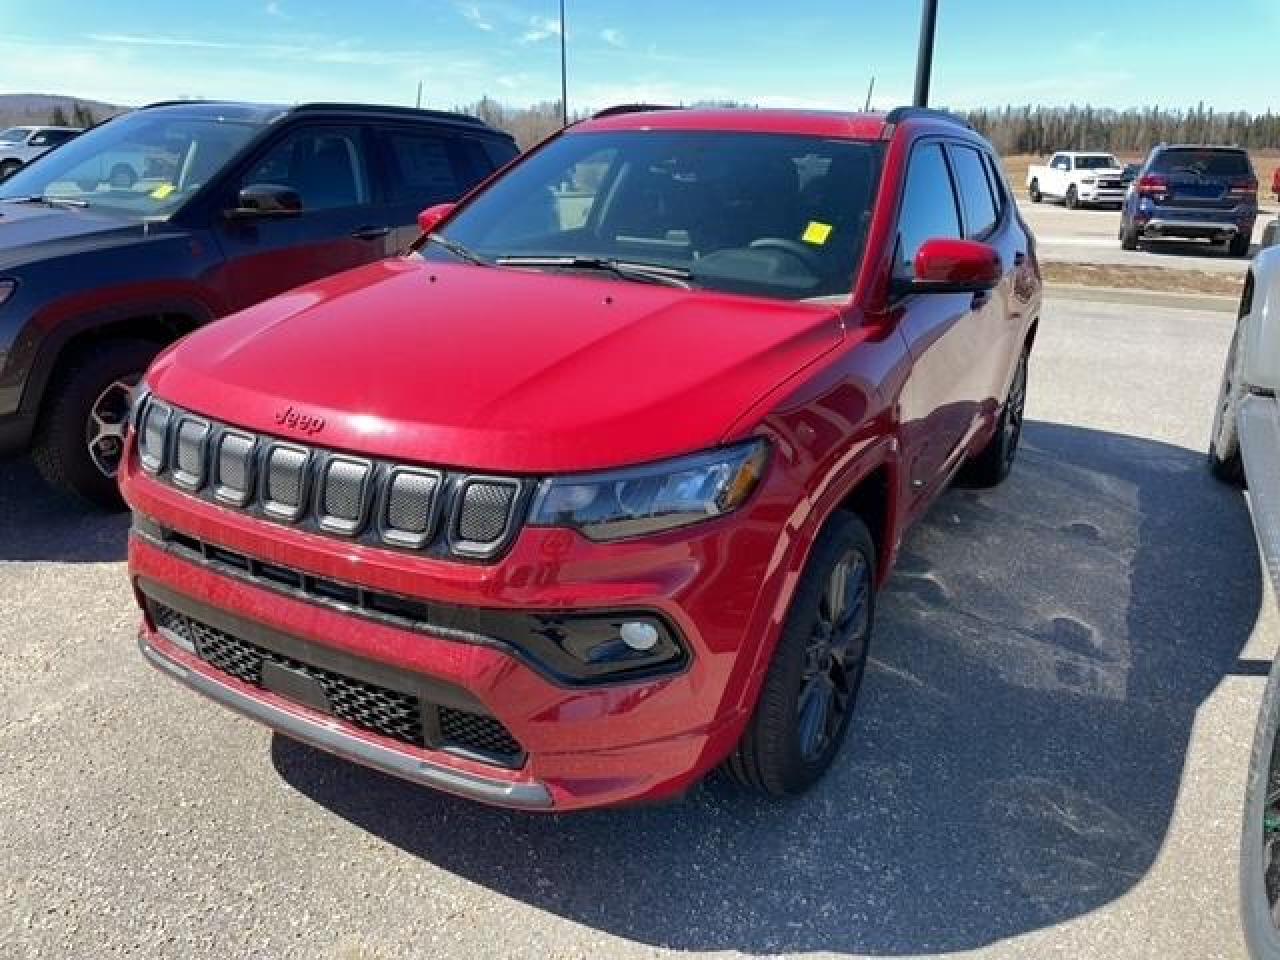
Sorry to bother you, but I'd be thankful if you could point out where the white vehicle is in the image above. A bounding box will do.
[0,125,82,180]
[1026,151,1128,209]
[1209,246,1280,958]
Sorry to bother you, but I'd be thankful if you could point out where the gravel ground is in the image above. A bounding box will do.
[1,293,1274,959]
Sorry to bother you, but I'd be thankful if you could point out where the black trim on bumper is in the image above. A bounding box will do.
[138,626,553,811]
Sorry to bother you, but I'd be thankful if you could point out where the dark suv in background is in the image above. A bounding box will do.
[0,100,516,507]
[1119,144,1258,257]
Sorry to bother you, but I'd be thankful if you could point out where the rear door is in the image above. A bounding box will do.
[216,123,392,311]
[894,140,984,510]
[373,125,509,251]
[1150,147,1254,214]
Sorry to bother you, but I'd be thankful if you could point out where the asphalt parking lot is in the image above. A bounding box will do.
[1018,196,1270,272]
[2,292,1276,959]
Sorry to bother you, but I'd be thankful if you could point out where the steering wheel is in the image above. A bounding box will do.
[748,237,825,274]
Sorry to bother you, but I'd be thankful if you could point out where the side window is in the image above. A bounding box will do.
[949,144,999,238]
[242,125,370,211]
[895,142,961,278]
[481,138,519,171]
[982,152,1007,216]
[381,128,465,205]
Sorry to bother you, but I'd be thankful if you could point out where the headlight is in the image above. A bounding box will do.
[529,439,769,541]
[0,279,16,307]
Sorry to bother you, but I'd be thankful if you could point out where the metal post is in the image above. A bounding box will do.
[559,0,568,126]
[913,0,939,108]
[415,80,423,109]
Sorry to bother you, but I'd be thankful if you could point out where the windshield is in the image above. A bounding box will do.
[431,130,885,302]
[0,127,32,142]
[0,111,263,218]
[1076,155,1118,170]
[1150,149,1252,178]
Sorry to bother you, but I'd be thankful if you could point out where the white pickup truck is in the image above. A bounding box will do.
[0,125,81,180]
[1209,246,1280,958]
[1026,151,1129,209]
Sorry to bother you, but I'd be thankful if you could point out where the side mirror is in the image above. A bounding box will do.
[226,183,302,219]
[900,238,1001,295]
[417,202,455,235]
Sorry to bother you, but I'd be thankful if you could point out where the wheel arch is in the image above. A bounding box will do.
[20,297,216,420]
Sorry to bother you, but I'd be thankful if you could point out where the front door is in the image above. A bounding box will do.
[216,123,393,312]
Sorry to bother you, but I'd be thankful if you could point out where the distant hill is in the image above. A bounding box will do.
[0,93,128,129]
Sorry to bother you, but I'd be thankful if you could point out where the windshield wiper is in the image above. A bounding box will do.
[3,195,90,209]
[495,255,691,289]
[425,232,489,266]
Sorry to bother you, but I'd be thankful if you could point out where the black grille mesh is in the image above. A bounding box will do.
[386,470,438,534]
[150,602,525,764]
[439,707,523,759]
[216,431,254,499]
[155,603,423,746]
[321,459,369,524]
[136,398,524,559]
[266,445,308,508]
[458,482,515,543]
[173,418,209,488]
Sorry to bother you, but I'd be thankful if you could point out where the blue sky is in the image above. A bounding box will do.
[0,0,1275,113]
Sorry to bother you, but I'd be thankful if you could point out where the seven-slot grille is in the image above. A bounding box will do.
[136,398,527,561]
[150,601,524,766]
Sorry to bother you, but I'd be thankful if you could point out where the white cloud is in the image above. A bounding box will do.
[519,15,562,44]
[600,28,625,48]
[458,3,493,31]
[264,1,286,17]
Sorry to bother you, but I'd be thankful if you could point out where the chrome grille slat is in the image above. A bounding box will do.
[138,400,525,561]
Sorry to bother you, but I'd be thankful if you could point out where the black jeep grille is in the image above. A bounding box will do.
[136,398,528,561]
[150,601,524,765]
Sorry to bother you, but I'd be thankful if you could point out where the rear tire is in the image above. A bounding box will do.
[1120,223,1141,251]
[1065,185,1080,210]
[726,512,876,796]
[1241,655,1280,959]
[960,349,1028,488]
[31,338,160,510]
[1028,179,1042,203]
[1231,233,1253,258]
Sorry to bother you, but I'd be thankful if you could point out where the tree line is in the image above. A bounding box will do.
[957,104,1280,156]
[45,102,100,129]
[453,97,1280,157]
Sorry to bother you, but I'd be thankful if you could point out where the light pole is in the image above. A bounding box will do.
[559,0,568,126]
[913,0,939,108]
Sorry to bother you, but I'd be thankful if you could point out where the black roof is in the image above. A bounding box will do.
[136,99,503,134]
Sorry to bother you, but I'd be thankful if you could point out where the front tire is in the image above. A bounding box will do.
[961,349,1028,488]
[31,339,160,510]
[1028,179,1042,203]
[726,512,875,796]
[1210,329,1246,484]
[1065,185,1080,210]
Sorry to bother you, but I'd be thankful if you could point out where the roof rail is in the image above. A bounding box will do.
[590,103,682,119]
[883,106,972,130]
[291,102,485,125]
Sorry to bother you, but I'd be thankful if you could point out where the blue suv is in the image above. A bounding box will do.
[1119,144,1257,257]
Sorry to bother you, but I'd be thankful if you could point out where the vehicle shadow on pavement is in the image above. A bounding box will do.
[271,419,1261,956]
[0,459,127,562]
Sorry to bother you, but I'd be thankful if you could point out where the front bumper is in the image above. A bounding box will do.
[122,442,799,811]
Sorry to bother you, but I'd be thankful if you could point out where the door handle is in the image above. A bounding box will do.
[351,225,391,241]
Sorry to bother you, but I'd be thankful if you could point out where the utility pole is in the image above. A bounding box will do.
[864,76,876,111]
[559,0,568,126]
[415,80,423,109]
[913,0,939,107]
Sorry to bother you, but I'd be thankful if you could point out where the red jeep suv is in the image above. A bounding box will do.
[121,106,1041,811]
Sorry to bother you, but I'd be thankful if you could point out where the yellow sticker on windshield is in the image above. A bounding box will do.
[802,221,833,245]
[149,183,175,199]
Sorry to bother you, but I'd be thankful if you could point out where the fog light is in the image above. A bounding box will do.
[620,621,659,652]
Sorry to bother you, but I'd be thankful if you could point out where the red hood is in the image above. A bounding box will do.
[148,258,843,472]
